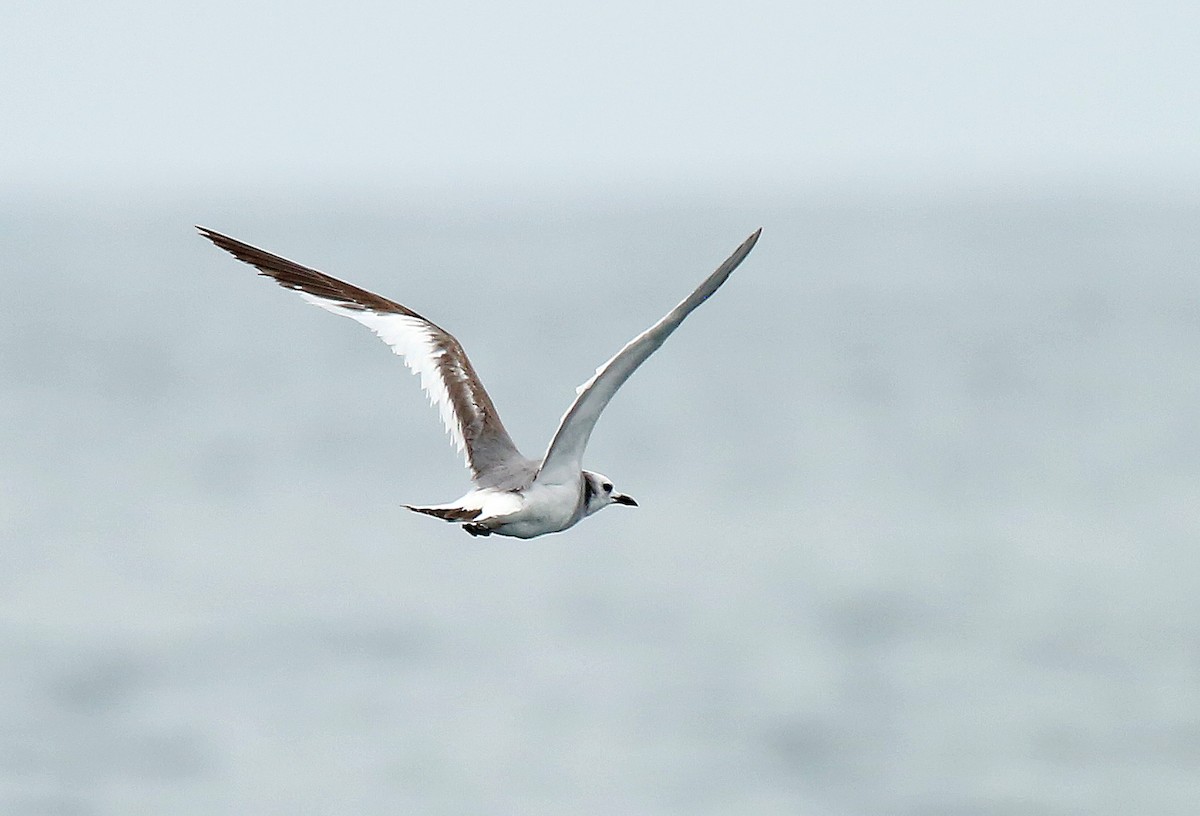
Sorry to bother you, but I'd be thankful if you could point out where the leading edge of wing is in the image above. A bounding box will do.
[535,228,761,485]
[196,226,529,484]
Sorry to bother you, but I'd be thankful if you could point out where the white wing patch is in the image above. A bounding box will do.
[297,292,471,460]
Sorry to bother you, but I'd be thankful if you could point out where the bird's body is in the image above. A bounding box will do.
[409,479,583,539]
[198,225,760,538]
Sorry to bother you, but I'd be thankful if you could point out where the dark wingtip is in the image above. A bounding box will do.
[195,225,244,261]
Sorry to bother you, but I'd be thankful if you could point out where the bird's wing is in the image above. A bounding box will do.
[198,227,529,485]
[535,229,761,486]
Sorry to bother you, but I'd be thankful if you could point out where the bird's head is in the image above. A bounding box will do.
[581,470,638,516]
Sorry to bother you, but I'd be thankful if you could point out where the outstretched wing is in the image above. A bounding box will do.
[535,229,761,486]
[198,227,529,486]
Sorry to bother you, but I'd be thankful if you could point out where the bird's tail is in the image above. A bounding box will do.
[403,504,482,522]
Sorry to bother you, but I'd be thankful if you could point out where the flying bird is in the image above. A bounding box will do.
[198,225,760,538]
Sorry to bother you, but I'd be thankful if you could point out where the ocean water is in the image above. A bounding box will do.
[1,186,1198,814]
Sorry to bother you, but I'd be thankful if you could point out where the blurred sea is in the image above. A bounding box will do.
[1,186,1198,814]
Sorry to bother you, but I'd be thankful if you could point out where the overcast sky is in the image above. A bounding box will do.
[3,0,1198,193]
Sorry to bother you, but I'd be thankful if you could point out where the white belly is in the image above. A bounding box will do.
[490,481,582,539]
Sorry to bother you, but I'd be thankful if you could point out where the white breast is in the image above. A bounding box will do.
[491,481,583,539]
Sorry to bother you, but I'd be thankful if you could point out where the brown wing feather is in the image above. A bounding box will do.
[197,226,530,485]
[198,226,415,315]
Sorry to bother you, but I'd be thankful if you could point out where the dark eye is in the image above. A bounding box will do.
[603,482,613,492]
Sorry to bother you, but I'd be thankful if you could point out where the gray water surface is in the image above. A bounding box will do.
[2,188,1198,814]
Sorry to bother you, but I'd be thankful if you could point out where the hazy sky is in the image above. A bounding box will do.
[4,0,1198,193]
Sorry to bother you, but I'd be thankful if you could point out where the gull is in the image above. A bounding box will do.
[198,225,760,538]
